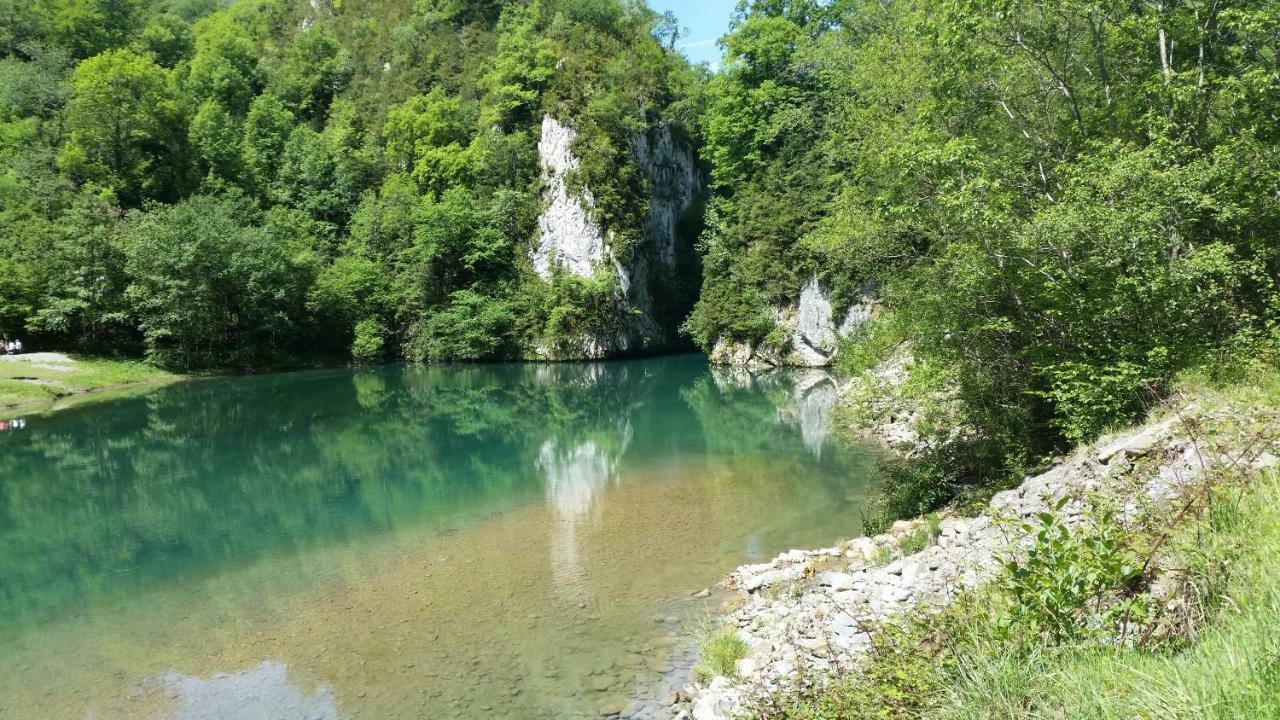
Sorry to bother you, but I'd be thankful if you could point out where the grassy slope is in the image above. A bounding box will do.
[0,355,177,416]
[753,368,1280,720]
[941,476,1280,720]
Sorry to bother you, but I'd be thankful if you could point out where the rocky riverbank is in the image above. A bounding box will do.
[669,400,1280,720]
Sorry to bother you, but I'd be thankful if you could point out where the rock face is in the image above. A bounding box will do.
[709,278,877,368]
[630,125,702,272]
[531,116,701,359]
[532,116,609,280]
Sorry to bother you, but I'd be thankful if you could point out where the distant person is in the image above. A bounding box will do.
[10,338,22,354]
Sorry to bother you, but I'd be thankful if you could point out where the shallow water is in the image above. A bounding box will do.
[0,355,879,719]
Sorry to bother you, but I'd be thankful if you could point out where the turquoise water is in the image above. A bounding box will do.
[0,355,879,719]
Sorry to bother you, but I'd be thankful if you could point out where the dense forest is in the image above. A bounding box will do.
[0,0,704,368]
[3,0,1280,479]
[690,0,1280,483]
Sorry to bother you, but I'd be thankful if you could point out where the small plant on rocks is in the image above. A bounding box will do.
[998,498,1148,644]
[867,544,893,566]
[897,514,943,555]
[693,625,749,683]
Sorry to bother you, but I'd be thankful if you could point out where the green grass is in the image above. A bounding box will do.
[0,355,177,414]
[693,625,750,683]
[897,514,942,555]
[939,473,1280,720]
[867,543,893,565]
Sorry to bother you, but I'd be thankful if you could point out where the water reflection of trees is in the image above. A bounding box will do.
[681,366,843,460]
[0,357,859,627]
[0,362,654,626]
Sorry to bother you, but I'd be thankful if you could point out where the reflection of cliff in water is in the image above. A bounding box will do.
[0,361,654,627]
[541,422,633,604]
[0,356,856,629]
[533,362,649,604]
[688,366,842,460]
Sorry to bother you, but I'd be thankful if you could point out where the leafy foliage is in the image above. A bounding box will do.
[999,499,1147,644]
[0,0,697,369]
[695,0,1280,478]
[121,195,316,369]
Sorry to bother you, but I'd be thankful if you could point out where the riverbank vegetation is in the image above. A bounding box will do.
[0,353,175,415]
[0,0,700,369]
[691,0,1280,513]
[748,369,1280,719]
[5,0,1279,497]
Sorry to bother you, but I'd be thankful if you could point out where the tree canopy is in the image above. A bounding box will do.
[3,0,1280,475]
[690,0,1280,473]
[0,0,702,369]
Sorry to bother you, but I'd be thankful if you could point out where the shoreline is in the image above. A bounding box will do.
[668,395,1280,719]
[0,375,187,420]
[0,353,183,420]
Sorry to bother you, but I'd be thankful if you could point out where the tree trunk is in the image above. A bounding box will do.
[1157,1,1173,80]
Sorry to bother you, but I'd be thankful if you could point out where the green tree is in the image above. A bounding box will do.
[59,48,188,204]
[0,0,48,57]
[132,13,193,68]
[479,2,556,127]
[273,25,352,123]
[27,188,133,351]
[186,12,262,115]
[308,254,393,356]
[189,99,244,190]
[382,88,476,194]
[122,196,314,369]
[241,93,295,193]
[38,0,145,59]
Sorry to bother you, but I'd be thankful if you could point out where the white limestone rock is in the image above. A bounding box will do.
[710,277,878,368]
[669,403,1270,720]
[532,116,609,280]
[530,116,701,358]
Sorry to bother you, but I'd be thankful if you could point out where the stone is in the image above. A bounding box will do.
[590,674,618,693]
[816,572,855,591]
[900,562,921,584]
[691,695,723,720]
[1095,415,1179,463]
[532,116,608,280]
[709,277,878,368]
[670,401,1257,720]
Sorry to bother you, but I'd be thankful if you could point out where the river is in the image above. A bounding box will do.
[0,355,880,719]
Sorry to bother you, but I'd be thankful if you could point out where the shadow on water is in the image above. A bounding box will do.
[0,355,880,719]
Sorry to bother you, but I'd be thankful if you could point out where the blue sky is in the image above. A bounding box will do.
[648,0,738,69]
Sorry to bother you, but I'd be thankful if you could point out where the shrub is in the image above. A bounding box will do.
[407,289,514,362]
[693,626,749,683]
[350,318,386,363]
[997,499,1147,645]
[861,455,954,536]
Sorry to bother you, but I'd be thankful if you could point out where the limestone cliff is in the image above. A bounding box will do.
[709,277,877,368]
[530,116,702,359]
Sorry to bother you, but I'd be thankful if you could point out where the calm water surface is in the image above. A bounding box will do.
[0,355,879,719]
